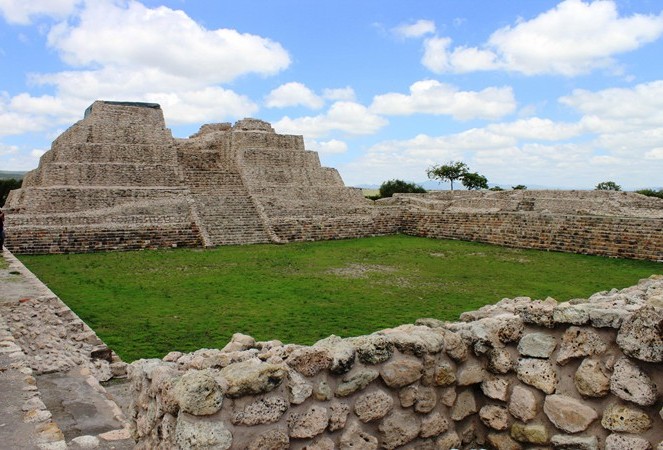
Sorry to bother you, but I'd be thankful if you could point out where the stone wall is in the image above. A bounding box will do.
[128,275,663,449]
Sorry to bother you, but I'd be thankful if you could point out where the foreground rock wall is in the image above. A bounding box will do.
[129,276,663,449]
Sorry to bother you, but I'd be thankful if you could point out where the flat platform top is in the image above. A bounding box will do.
[84,101,161,118]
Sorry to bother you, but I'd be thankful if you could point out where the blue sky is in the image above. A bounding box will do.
[1,0,663,189]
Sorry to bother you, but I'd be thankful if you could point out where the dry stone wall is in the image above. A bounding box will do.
[128,275,663,449]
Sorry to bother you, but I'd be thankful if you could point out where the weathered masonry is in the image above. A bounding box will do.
[4,101,663,261]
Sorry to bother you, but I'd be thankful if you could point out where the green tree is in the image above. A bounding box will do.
[426,161,469,191]
[595,181,621,191]
[461,172,489,190]
[512,184,527,190]
[489,186,505,191]
[636,188,663,199]
[0,178,21,207]
[378,179,426,198]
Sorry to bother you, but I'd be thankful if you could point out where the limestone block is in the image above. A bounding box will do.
[306,436,335,450]
[610,357,658,406]
[457,359,487,385]
[230,396,288,426]
[314,335,356,374]
[433,361,457,386]
[517,332,557,358]
[588,306,629,328]
[329,400,350,431]
[349,335,394,364]
[553,304,590,325]
[312,380,332,401]
[175,413,232,450]
[486,432,523,450]
[439,387,457,407]
[435,431,462,450]
[574,357,610,398]
[616,305,663,362]
[441,329,468,362]
[516,358,558,394]
[414,386,437,413]
[550,434,598,450]
[339,421,378,450]
[510,422,549,445]
[515,298,557,328]
[378,325,446,356]
[378,410,421,450]
[246,428,289,449]
[354,390,393,423]
[288,405,329,439]
[508,385,539,423]
[481,377,510,401]
[480,405,510,431]
[220,333,255,352]
[219,359,287,397]
[487,347,514,374]
[605,433,653,450]
[335,368,379,397]
[543,394,598,433]
[399,385,417,407]
[286,346,332,377]
[420,412,449,438]
[287,370,312,404]
[601,402,653,433]
[171,369,223,416]
[451,389,478,421]
[380,358,423,388]
[556,326,607,365]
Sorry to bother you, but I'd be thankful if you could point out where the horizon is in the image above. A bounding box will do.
[1,1,663,191]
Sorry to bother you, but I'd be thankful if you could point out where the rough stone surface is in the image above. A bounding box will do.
[335,368,379,397]
[354,390,393,422]
[172,369,223,416]
[487,347,514,374]
[605,433,653,450]
[451,389,477,421]
[610,357,658,405]
[246,428,289,450]
[481,377,509,401]
[328,400,350,432]
[435,431,462,450]
[231,396,288,426]
[287,370,312,405]
[508,386,539,423]
[518,332,557,358]
[420,412,449,438]
[339,421,378,450]
[601,402,653,433]
[574,357,610,397]
[219,359,286,397]
[288,406,329,439]
[457,360,487,385]
[379,410,420,450]
[616,305,663,362]
[510,422,549,445]
[543,394,598,433]
[556,327,607,365]
[433,362,457,386]
[175,413,232,450]
[516,358,558,394]
[550,434,598,450]
[380,358,423,388]
[286,347,332,377]
[480,405,510,430]
[314,335,356,374]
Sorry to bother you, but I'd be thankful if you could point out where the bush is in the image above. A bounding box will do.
[0,178,22,207]
[378,179,426,198]
[512,185,527,190]
[636,188,663,199]
[595,181,621,191]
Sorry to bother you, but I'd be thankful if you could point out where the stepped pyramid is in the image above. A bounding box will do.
[4,101,379,253]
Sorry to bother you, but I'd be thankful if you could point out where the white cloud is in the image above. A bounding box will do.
[393,19,436,38]
[265,82,324,109]
[487,118,582,141]
[306,139,348,154]
[0,142,18,156]
[371,80,516,120]
[0,0,81,24]
[323,87,356,102]
[422,0,663,76]
[46,0,290,83]
[274,101,388,138]
[645,148,663,160]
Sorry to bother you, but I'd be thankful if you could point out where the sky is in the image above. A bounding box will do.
[1,0,663,190]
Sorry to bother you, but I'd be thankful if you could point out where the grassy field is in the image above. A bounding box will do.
[18,235,661,362]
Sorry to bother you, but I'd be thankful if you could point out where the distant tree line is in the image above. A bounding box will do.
[0,178,22,207]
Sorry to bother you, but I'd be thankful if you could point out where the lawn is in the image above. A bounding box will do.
[18,235,662,362]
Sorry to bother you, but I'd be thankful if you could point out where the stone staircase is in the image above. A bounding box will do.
[178,151,272,246]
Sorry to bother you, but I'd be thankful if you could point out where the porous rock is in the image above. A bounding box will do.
[550,434,598,450]
[435,431,462,450]
[487,347,514,374]
[335,368,379,397]
[175,413,232,450]
[246,428,289,450]
[414,386,437,413]
[616,305,663,362]
[556,327,607,365]
[601,402,653,433]
[286,346,332,377]
[380,358,423,388]
[605,433,653,450]
[486,432,523,450]
[514,298,557,328]
[451,389,477,421]
[171,369,223,416]
[553,304,590,325]
[574,357,610,397]
[457,359,486,385]
[508,385,539,423]
[219,358,286,397]
[329,400,350,431]
[314,335,356,374]
[378,410,421,450]
[420,412,449,438]
[480,404,509,431]
[516,358,557,394]
[339,421,378,450]
[543,394,598,433]
[433,361,457,386]
[517,332,557,358]
[287,370,312,404]
[221,333,255,353]
[350,335,394,364]
[231,396,288,426]
[510,422,549,445]
[610,357,658,406]
[481,377,509,401]
[288,405,329,439]
[354,390,394,422]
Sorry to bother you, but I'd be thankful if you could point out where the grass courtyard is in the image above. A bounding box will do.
[18,235,662,362]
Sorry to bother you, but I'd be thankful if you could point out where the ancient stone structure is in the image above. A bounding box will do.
[3,100,663,261]
[129,275,663,449]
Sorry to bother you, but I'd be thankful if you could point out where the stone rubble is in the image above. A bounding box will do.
[127,275,663,449]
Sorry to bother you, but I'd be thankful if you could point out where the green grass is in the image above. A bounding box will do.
[18,235,661,362]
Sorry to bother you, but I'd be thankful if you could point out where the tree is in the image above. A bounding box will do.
[461,172,489,190]
[636,188,663,199]
[0,178,22,207]
[512,185,527,190]
[378,179,426,198]
[426,161,469,191]
[489,186,505,191]
[595,181,621,191]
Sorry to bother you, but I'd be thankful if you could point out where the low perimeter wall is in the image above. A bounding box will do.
[129,276,663,449]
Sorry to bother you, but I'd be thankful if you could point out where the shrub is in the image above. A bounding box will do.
[378,179,426,198]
